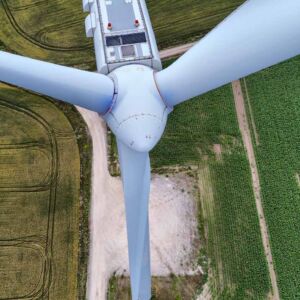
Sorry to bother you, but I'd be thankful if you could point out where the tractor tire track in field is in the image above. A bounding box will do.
[1,0,93,52]
[242,78,260,145]
[231,80,280,300]
[0,99,58,299]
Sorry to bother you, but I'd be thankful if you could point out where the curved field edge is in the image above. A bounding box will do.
[0,85,92,299]
[0,0,95,65]
[50,100,92,300]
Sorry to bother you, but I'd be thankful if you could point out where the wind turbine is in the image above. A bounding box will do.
[0,0,300,298]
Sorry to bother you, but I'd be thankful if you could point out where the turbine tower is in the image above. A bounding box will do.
[0,0,300,299]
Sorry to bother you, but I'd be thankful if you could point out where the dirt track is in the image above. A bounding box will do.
[232,80,280,300]
[159,42,196,59]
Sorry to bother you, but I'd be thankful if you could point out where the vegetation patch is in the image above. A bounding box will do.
[241,56,300,299]
[0,84,91,299]
[107,274,203,300]
[0,0,245,64]
[147,0,245,49]
[0,1,94,297]
[0,0,95,67]
[152,74,270,298]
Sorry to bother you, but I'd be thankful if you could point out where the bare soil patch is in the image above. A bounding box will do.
[213,144,222,161]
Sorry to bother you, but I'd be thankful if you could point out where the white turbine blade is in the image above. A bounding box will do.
[117,139,151,300]
[0,51,114,113]
[156,0,300,107]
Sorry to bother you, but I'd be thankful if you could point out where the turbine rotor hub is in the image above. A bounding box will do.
[104,65,172,152]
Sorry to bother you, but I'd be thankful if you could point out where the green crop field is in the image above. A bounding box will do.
[0,84,91,299]
[151,63,270,298]
[241,56,300,300]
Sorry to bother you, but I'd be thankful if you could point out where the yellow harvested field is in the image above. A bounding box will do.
[0,85,82,299]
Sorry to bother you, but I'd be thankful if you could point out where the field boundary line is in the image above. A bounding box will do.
[242,78,260,145]
[159,42,196,59]
[231,80,280,300]
[0,99,57,298]
[296,173,300,188]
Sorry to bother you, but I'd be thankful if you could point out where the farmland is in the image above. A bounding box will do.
[0,0,245,64]
[0,0,296,299]
[107,275,203,300]
[148,0,245,49]
[0,83,91,299]
[0,1,95,297]
[0,0,95,67]
[152,68,271,298]
[241,56,300,299]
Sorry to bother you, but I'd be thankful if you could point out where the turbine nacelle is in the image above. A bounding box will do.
[104,65,172,152]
